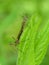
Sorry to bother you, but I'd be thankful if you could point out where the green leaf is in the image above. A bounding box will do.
[17,14,49,65]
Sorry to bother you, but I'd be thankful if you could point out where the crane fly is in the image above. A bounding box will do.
[9,14,29,53]
[14,14,29,46]
[10,14,29,46]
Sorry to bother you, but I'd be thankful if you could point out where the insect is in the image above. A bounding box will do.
[15,14,29,45]
[9,14,29,53]
[10,13,29,46]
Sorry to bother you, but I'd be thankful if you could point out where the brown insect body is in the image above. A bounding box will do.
[10,14,29,46]
[15,14,29,45]
[9,14,29,53]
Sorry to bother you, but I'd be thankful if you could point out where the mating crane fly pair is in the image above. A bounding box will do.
[10,14,29,46]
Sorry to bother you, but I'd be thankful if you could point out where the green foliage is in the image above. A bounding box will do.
[0,0,49,65]
[17,14,49,65]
